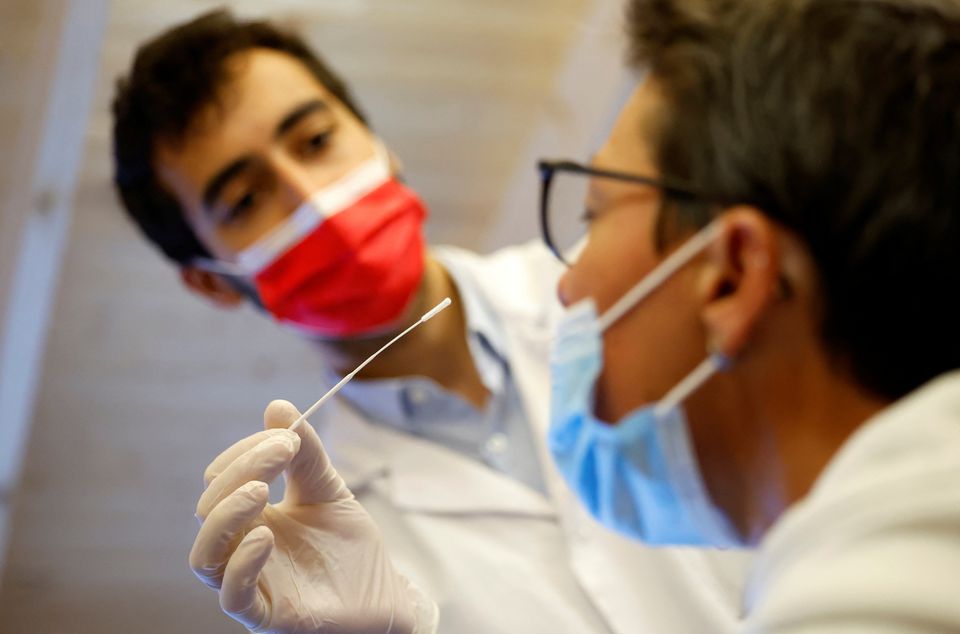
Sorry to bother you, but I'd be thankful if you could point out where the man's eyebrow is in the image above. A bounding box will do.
[276,99,330,139]
[200,100,331,212]
[202,157,254,212]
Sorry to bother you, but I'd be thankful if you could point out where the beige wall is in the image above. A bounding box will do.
[0,0,107,577]
[0,2,56,304]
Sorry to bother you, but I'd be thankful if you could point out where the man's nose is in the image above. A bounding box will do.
[275,156,317,207]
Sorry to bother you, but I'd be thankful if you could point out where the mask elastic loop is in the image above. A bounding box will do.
[598,222,722,333]
[654,353,728,417]
[189,256,247,277]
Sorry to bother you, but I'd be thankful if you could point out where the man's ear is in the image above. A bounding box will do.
[697,208,781,358]
[179,266,246,308]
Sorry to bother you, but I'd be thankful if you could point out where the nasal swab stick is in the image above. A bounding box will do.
[288,297,452,432]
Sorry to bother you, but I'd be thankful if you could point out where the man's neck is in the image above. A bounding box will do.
[311,253,490,409]
[696,338,894,545]
[747,350,892,540]
[776,367,890,500]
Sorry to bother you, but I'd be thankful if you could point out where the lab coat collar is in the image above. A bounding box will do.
[439,243,564,327]
[745,370,960,617]
[808,368,960,501]
[434,247,511,385]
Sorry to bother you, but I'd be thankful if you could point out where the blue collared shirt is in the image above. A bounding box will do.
[329,250,547,494]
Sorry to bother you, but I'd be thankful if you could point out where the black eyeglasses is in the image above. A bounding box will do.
[537,159,702,265]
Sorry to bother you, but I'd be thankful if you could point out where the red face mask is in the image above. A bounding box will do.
[229,146,428,338]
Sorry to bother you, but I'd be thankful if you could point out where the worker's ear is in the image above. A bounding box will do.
[696,208,782,357]
[179,266,246,308]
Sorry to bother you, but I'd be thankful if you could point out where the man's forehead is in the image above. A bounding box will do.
[598,82,662,174]
[154,51,339,181]
[194,48,337,133]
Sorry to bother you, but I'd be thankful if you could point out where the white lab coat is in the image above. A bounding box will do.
[314,241,751,633]
[743,371,960,633]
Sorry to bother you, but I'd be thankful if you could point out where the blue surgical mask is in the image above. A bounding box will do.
[548,223,742,547]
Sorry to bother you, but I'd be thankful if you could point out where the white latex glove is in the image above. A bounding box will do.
[190,399,439,634]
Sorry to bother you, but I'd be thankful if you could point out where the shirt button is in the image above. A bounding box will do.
[484,432,510,456]
[407,387,429,406]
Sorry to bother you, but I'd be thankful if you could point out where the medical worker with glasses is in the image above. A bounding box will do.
[546,0,960,631]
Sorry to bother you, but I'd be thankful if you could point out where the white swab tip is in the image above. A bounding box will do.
[420,297,452,322]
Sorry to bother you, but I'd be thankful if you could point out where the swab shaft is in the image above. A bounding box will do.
[289,297,452,431]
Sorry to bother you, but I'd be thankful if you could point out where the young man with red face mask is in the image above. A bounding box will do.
[112,10,749,634]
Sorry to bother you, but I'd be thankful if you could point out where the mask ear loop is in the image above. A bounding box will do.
[587,220,727,416]
[189,257,247,277]
[653,353,731,417]
[187,257,266,310]
[654,351,742,546]
[597,222,722,333]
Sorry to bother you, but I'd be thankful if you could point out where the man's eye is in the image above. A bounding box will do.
[580,207,599,223]
[222,192,258,225]
[302,130,333,156]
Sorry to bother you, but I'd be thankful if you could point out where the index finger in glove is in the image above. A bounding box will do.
[264,399,351,506]
[196,431,300,521]
[203,428,292,488]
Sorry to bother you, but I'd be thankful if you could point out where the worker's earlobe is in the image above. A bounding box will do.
[179,266,246,308]
[697,209,781,357]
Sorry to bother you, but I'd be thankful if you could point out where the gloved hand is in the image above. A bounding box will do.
[190,399,439,634]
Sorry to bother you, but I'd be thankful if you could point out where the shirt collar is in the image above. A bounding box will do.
[438,247,509,393]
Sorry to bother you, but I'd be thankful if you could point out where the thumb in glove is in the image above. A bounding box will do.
[263,399,351,506]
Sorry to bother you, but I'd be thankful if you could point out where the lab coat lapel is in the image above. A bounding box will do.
[437,241,571,502]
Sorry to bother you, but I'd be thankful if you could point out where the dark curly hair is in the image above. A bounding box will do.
[112,9,368,264]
